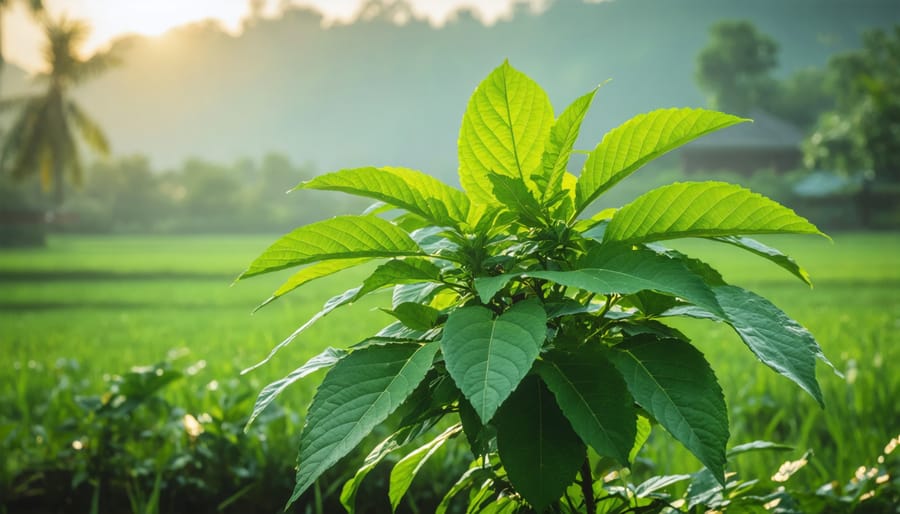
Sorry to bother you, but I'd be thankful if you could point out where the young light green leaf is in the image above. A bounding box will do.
[540,87,599,201]
[239,215,422,280]
[388,424,462,512]
[296,167,469,227]
[727,440,794,457]
[629,412,652,463]
[441,299,547,423]
[288,342,439,507]
[254,258,369,312]
[605,182,825,245]
[245,347,346,431]
[608,336,728,484]
[458,60,555,205]
[574,108,748,215]
[664,285,827,406]
[712,236,812,286]
[495,375,586,512]
[536,348,636,466]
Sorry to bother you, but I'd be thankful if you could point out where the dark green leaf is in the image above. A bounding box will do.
[245,347,346,431]
[459,61,555,204]
[712,236,812,286]
[239,215,422,279]
[608,337,728,484]
[441,299,547,423]
[296,166,469,227]
[488,174,544,224]
[605,182,825,245]
[575,108,748,215]
[288,342,439,506]
[495,375,585,511]
[536,348,636,466]
[665,285,827,406]
[383,302,440,331]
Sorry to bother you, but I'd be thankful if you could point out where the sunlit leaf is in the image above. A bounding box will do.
[239,215,422,279]
[575,108,748,215]
[605,181,825,245]
[459,61,554,204]
[296,166,469,227]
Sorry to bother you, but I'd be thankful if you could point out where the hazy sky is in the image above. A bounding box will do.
[4,0,550,72]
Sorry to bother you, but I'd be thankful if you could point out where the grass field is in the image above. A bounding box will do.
[1,232,897,512]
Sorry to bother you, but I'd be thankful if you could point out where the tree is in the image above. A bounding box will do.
[696,20,778,116]
[805,26,900,182]
[0,16,117,207]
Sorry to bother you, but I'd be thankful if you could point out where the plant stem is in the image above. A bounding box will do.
[580,458,596,514]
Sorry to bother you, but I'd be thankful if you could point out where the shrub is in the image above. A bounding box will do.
[239,61,833,513]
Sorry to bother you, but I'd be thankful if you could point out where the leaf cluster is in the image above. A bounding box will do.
[238,61,831,513]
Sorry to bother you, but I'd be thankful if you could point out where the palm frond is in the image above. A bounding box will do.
[66,100,109,155]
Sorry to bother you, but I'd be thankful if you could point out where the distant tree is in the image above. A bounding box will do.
[696,20,778,116]
[0,16,117,207]
[805,26,900,182]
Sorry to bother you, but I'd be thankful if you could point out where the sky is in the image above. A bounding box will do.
[3,0,550,72]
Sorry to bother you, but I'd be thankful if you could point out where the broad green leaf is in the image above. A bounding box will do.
[540,87,598,202]
[254,258,369,312]
[481,245,723,316]
[458,396,495,457]
[459,61,555,205]
[713,236,812,286]
[388,424,462,512]
[382,302,440,331]
[495,375,585,511]
[536,348,636,466]
[239,215,422,279]
[441,299,547,423]
[477,496,520,514]
[340,420,439,513]
[634,475,693,498]
[242,286,361,374]
[245,347,346,431]
[664,285,827,406]
[605,182,825,245]
[608,336,728,484]
[296,167,469,227]
[289,342,439,506]
[574,108,748,215]
[358,258,443,298]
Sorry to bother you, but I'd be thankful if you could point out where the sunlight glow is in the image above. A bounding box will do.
[3,0,549,73]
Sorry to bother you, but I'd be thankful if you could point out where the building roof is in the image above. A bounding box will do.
[686,109,804,150]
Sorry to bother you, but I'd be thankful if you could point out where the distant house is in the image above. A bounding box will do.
[680,109,804,174]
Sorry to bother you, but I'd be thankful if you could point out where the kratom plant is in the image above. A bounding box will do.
[238,61,833,513]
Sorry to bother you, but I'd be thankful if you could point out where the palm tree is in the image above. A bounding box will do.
[0,16,117,207]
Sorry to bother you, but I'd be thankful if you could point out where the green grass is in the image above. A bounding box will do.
[1,233,898,511]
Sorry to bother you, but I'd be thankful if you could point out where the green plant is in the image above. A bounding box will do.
[238,61,833,513]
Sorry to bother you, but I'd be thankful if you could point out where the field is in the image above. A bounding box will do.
[1,233,898,512]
